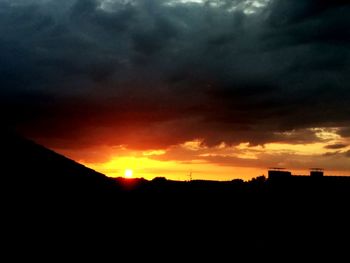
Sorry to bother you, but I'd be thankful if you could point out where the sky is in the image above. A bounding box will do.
[1,0,350,181]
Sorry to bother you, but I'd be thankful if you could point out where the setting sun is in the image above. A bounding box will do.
[124,169,133,178]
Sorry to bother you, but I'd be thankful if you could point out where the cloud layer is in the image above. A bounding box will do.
[1,0,350,153]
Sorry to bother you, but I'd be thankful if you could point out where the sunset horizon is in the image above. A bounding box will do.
[2,1,350,256]
[44,133,350,181]
[2,0,350,180]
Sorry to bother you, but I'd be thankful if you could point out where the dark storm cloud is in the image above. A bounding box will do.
[338,128,350,138]
[324,143,348,150]
[1,0,350,149]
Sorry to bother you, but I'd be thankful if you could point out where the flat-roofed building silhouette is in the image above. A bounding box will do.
[310,168,324,177]
[268,167,292,180]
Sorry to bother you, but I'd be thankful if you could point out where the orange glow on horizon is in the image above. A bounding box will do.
[83,154,350,181]
[55,132,350,182]
[82,156,264,181]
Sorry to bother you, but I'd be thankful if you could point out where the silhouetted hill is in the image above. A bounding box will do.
[1,129,116,200]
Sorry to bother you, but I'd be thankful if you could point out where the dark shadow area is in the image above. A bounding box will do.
[2,129,349,258]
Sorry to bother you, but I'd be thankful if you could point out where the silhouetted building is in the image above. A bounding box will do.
[268,168,292,180]
[310,168,324,178]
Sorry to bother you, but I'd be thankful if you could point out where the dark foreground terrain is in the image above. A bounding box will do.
[2,130,349,259]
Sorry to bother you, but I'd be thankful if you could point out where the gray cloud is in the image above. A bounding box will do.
[1,0,350,149]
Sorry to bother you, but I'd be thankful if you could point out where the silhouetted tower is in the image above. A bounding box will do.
[310,168,324,178]
[188,170,192,181]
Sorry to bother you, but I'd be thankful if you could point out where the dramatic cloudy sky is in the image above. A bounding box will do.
[1,0,350,180]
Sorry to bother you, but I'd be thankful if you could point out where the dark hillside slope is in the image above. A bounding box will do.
[1,129,115,198]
